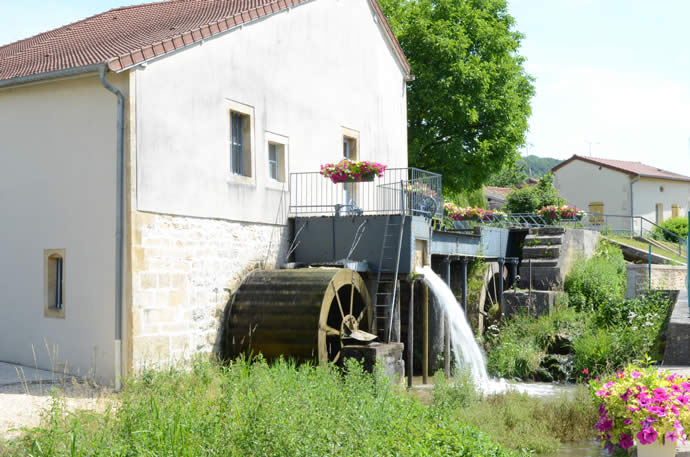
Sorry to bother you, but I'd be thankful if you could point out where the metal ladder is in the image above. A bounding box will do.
[373,214,406,342]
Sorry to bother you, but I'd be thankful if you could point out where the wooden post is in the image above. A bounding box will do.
[444,258,451,378]
[423,281,429,385]
[407,280,414,389]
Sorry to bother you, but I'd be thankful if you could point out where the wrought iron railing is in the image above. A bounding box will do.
[289,167,443,219]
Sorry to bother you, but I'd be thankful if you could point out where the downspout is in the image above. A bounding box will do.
[630,175,641,234]
[99,65,125,392]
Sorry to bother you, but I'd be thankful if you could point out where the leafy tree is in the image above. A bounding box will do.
[505,173,562,213]
[379,0,535,193]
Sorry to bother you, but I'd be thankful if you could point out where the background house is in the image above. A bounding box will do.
[552,155,690,231]
[0,0,411,385]
[484,186,511,209]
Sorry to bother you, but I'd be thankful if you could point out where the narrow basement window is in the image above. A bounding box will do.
[44,249,66,318]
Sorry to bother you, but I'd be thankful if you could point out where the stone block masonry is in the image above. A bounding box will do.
[625,264,687,299]
[129,211,288,372]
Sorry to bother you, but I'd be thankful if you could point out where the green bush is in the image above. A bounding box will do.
[4,358,522,457]
[564,242,626,312]
[505,173,562,213]
[654,216,688,242]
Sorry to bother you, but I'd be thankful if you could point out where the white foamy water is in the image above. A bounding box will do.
[417,266,489,387]
[417,266,583,398]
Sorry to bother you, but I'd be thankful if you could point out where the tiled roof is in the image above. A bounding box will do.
[484,186,512,201]
[0,0,410,83]
[552,155,690,182]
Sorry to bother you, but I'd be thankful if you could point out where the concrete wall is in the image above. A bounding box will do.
[129,211,288,370]
[135,0,408,225]
[633,177,690,225]
[625,264,687,299]
[0,73,128,382]
[553,160,631,230]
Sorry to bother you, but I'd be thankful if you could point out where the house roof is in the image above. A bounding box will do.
[484,186,512,202]
[0,0,410,84]
[551,154,690,183]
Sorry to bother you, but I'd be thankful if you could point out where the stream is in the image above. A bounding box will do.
[417,266,607,457]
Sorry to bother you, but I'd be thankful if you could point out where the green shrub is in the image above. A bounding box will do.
[564,242,626,312]
[505,173,562,213]
[654,216,688,242]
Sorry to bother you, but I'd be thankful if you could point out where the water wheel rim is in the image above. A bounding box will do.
[317,269,372,364]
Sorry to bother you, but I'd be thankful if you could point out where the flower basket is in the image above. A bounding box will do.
[537,205,585,224]
[341,173,376,183]
[320,160,386,184]
[590,364,690,455]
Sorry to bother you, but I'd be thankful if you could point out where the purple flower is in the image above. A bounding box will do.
[666,430,680,443]
[637,427,658,445]
[623,418,632,425]
[597,419,613,432]
[619,433,634,450]
[598,404,606,415]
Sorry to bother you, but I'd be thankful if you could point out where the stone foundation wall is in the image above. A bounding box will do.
[625,264,686,299]
[129,211,288,371]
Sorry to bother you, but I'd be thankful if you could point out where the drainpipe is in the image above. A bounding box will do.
[630,175,641,234]
[99,66,125,392]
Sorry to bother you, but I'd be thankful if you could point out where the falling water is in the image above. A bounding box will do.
[417,266,489,387]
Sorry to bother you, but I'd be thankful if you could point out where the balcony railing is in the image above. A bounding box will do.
[289,167,443,219]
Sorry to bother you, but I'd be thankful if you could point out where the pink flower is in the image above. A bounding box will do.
[583,368,589,375]
[632,371,643,379]
[666,430,680,443]
[619,433,634,450]
[637,427,658,445]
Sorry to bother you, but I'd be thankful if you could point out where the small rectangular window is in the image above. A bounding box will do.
[228,107,252,178]
[672,204,680,218]
[268,143,278,180]
[588,202,604,225]
[44,249,66,319]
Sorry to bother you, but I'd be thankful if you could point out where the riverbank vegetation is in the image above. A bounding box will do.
[3,358,526,457]
[434,371,597,455]
[485,242,674,381]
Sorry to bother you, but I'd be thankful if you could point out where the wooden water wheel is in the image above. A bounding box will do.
[221,268,374,363]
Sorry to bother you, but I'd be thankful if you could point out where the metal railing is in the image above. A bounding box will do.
[289,167,443,219]
[448,212,687,258]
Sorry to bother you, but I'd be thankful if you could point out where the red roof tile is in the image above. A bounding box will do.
[0,0,410,83]
[552,155,690,182]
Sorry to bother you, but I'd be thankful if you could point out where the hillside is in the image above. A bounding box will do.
[521,155,561,178]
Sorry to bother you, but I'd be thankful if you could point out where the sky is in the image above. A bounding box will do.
[2,0,689,174]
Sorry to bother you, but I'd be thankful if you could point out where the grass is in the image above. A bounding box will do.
[434,370,598,455]
[3,357,525,457]
[605,234,685,264]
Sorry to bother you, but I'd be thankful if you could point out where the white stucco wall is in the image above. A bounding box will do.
[633,177,690,224]
[0,74,126,382]
[134,0,408,224]
[553,160,632,230]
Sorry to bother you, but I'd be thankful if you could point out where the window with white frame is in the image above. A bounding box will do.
[225,99,254,180]
[230,110,252,176]
[265,132,288,185]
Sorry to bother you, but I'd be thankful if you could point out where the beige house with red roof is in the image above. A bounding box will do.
[0,0,411,385]
[552,155,690,231]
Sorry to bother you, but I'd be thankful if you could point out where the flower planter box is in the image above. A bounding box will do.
[341,174,376,183]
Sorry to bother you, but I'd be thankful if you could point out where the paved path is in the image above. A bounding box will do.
[0,361,57,386]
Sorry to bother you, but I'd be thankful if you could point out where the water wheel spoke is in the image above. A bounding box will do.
[356,308,367,323]
[331,282,345,319]
[349,277,355,316]
[324,325,340,337]
[332,351,341,364]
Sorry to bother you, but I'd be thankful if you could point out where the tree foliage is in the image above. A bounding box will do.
[379,0,535,193]
[486,160,529,188]
[505,173,562,213]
